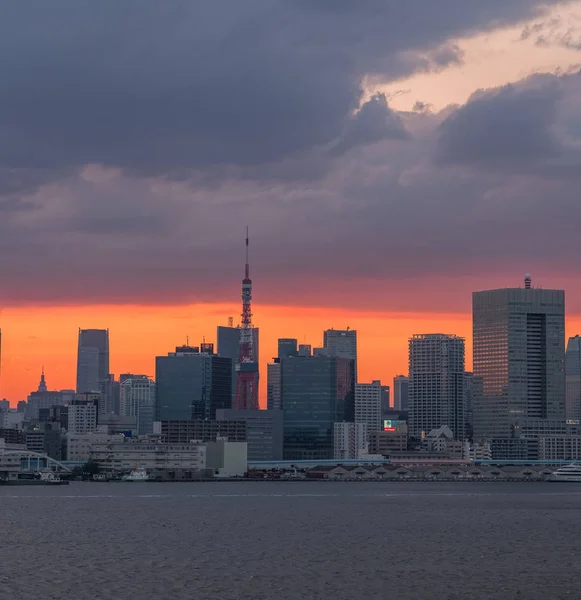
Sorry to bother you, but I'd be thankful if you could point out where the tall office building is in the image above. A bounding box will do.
[333,422,367,460]
[76,329,109,393]
[355,381,384,434]
[408,334,465,441]
[565,335,581,422]
[281,355,355,460]
[156,345,232,421]
[472,277,566,440]
[217,325,259,404]
[393,375,409,411]
[323,329,357,379]
[120,375,156,435]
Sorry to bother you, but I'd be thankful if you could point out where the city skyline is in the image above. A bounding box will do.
[3,277,581,405]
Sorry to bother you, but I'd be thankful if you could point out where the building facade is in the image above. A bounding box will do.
[333,422,367,459]
[355,381,384,434]
[393,375,409,411]
[408,334,465,441]
[566,335,581,423]
[281,355,355,460]
[67,398,99,434]
[267,361,281,411]
[120,376,156,435]
[155,420,247,444]
[215,409,283,461]
[155,347,232,421]
[323,329,357,379]
[472,281,566,440]
[76,329,109,393]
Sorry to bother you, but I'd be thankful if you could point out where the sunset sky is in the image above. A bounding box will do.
[2,1,581,404]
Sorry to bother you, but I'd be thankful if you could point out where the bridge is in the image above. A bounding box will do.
[3,450,72,473]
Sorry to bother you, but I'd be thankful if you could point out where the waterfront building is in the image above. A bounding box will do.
[393,375,409,411]
[333,422,367,459]
[281,354,355,460]
[155,345,232,421]
[472,277,566,440]
[408,334,465,441]
[215,409,283,461]
[368,422,408,456]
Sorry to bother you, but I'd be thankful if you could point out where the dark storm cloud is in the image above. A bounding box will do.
[330,93,409,156]
[1,0,580,312]
[436,77,563,168]
[0,0,566,182]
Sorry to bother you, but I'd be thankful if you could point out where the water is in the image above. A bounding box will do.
[1,481,580,599]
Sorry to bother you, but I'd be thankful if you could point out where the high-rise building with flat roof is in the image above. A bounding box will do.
[156,346,232,421]
[266,361,281,411]
[355,381,384,434]
[472,278,565,440]
[76,329,109,394]
[323,329,357,379]
[408,334,465,441]
[281,355,355,460]
[120,375,156,435]
[393,375,409,411]
[278,338,298,359]
[565,335,581,422]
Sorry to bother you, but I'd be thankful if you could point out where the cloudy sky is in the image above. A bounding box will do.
[2,1,581,401]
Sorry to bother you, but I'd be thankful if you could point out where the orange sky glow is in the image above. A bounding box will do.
[2,304,581,407]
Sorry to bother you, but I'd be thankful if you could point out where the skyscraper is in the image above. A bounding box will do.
[76,329,109,396]
[281,355,355,460]
[472,277,565,440]
[155,345,232,421]
[408,334,465,441]
[323,328,357,379]
[393,375,409,411]
[565,335,581,422]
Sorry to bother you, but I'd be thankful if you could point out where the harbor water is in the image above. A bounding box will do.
[1,481,580,599]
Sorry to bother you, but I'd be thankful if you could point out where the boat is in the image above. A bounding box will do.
[122,468,150,482]
[549,463,581,482]
[0,471,69,486]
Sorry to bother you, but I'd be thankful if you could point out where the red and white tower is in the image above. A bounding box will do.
[233,228,259,410]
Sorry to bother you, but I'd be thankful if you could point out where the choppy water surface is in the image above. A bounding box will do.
[1,481,580,599]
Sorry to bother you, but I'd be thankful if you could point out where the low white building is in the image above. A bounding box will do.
[90,437,207,472]
[333,422,367,460]
[66,431,123,462]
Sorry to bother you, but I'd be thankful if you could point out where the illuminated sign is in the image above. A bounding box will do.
[383,420,404,432]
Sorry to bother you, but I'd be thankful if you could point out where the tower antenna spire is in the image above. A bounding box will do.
[233,226,259,410]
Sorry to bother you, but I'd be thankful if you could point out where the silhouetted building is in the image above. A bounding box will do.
[473,279,566,440]
[393,375,409,411]
[278,338,298,359]
[323,329,357,380]
[156,346,232,421]
[408,334,465,441]
[281,355,355,460]
[27,391,66,421]
[267,360,281,410]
